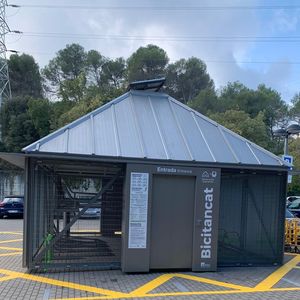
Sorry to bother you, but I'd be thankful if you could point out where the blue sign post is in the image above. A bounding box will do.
[282,155,293,183]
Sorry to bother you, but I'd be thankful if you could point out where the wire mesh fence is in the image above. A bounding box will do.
[26,159,124,272]
[0,170,24,200]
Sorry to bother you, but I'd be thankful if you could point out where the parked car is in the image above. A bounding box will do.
[287,199,300,218]
[79,207,101,219]
[0,195,24,218]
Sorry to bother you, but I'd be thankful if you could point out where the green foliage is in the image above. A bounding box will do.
[0,97,40,152]
[209,110,269,148]
[49,100,76,131]
[188,87,218,115]
[101,58,126,88]
[287,138,300,195]
[8,53,42,98]
[218,82,288,132]
[56,88,124,127]
[27,98,52,137]
[86,49,106,86]
[42,43,88,101]
[165,57,214,104]
[126,44,169,82]
[290,93,300,122]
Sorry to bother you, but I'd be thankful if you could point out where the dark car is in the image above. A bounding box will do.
[0,195,24,218]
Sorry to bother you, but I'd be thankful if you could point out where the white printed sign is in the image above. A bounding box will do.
[128,172,149,249]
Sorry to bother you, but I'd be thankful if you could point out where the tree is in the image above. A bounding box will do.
[27,98,52,137]
[290,93,300,122]
[0,97,39,152]
[102,58,126,88]
[209,110,270,148]
[218,82,288,134]
[86,50,106,86]
[126,44,169,82]
[166,57,214,104]
[188,87,218,115]
[287,137,300,195]
[8,54,42,98]
[42,43,87,101]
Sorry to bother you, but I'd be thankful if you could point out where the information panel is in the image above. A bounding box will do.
[128,172,149,249]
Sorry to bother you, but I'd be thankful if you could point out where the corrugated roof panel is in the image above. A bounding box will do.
[23,90,286,167]
[250,145,282,166]
[194,115,237,163]
[131,93,168,159]
[222,130,258,164]
[170,101,215,162]
[114,96,143,158]
[39,131,66,153]
[68,118,92,154]
[93,107,118,156]
[150,95,191,160]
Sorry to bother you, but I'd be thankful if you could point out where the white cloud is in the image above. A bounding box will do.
[4,0,300,101]
[269,9,300,32]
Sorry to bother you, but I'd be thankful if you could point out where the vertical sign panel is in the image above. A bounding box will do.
[193,168,220,272]
[128,172,149,249]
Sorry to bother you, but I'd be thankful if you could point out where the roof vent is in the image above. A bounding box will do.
[128,77,165,92]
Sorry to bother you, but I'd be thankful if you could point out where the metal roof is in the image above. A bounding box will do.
[23,90,285,167]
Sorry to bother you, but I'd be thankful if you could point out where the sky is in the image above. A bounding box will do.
[5,0,300,102]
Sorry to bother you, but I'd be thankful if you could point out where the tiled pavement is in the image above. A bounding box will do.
[1,219,300,299]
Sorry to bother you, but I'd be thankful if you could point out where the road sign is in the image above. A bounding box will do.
[282,155,293,183]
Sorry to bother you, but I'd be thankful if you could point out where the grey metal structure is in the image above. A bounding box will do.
[0,0,11,107]
[24,90,283,167]
[0,80,288,273]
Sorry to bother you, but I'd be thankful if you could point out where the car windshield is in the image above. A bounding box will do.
[286,209,294,218]
[2,197,23,204]
[288,199,300,209]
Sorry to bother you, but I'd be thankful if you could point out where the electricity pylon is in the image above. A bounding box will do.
[0,0,11,107]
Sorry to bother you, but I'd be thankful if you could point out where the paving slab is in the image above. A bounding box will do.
[1,219,300,299]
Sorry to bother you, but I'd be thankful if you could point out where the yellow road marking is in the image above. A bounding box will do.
[130,274,173,295]
[0,232,23,235]
[294,266,300,269]
[175,273,251,290]
[0,246,22,251]
[130,273,250,296]
[255,255,300,289]
[0,275,19,282]
[0,252,22,257]
[51,287,300,300]
[0,268,127,298]
[0,239,23,244]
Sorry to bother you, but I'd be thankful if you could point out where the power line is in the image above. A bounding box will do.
[10,49,300,66]
[8,4,300,10]
[11,31,300,43]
